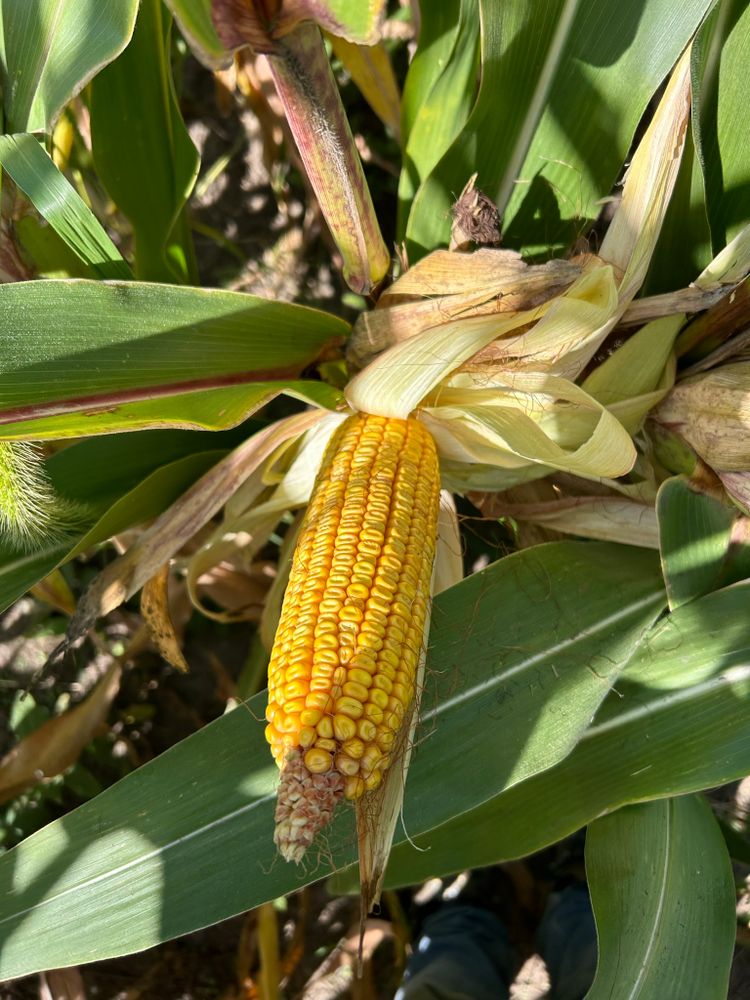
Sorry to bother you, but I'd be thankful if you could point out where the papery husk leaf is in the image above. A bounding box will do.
[439,458,553,494]
[719,472,750,516]
[621,285,728,327]
[50,411,325,665]
[584,316,682,405]
[600,46,692,305]
[355,625,428,920]
[347,249,582,369]
[186,413,344,620]
[346,267,616,419]
[328,34,400,138]
[677,274,750,366]
[433,491,464,596]
[466,266,619,380]
[422,371,637,480]
[653,362,750,470]
[578,315,681,435]
[696,221,750,289]
[476,495,659,549]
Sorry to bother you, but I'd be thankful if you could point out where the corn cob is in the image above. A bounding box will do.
[267,412,440,862]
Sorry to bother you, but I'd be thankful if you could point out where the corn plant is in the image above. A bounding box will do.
[1,0,750,995]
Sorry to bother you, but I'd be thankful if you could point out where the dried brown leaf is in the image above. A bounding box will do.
[39,967,87,1000]
[195,559,275,622]
[30,568,76,615]
[141,564,189,673]
[347,250,581,368]
[654,362,750,470]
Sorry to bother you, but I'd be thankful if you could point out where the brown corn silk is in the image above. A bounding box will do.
[266,412,440,862]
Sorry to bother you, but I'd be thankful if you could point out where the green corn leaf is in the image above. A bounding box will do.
[642,128,713,295]
[165,0,231,69]
[396,0,479,239]
[656,475,738,609]
[399,0,463,145]
[90,0,199,283]
[405,0,715,260]
[374,579,750,889]
[586,796,735,1000]
[692,0,750,255]
[0,279,347,439]
[0,133,132,280]
[0,542,665,976]
[0,0,138,133]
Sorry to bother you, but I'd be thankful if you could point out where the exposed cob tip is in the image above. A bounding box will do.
[274,748,345,863]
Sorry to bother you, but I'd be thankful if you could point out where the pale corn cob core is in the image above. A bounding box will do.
[267,412,440,863]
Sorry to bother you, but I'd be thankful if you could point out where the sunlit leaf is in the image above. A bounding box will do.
[656,476,737,609]
[0,0,138,133]
[0,279,347,439]
[0,133,131,280]
[405,0,713,260]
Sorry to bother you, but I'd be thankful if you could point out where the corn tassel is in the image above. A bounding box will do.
[267,412,440,862]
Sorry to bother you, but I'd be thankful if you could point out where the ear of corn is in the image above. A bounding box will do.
[267,412,440,863]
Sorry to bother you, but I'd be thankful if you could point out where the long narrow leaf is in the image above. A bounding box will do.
[406,0,714,259]
[586,796,735,1000]
[0,134,132,280]
[376,580,750,888]
[90,0,200,283]
[0,280,347,438]
[656,475,737,609]
[692,0,750,254]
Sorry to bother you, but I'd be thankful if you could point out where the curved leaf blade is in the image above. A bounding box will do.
[0,133,131,280]
[397,0,479,239]
[405,0,714,259]
[692,0,750,255]
[586,796,735,1000]
[0,0,138,133]
[656,475,736,609]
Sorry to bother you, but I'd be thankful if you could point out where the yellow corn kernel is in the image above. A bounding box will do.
[333,713,357,742]
[316,715,334,740]
[335,753,360,776]
[268,412,440,861]
[298,726,317,747]
[304,748,332,773]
